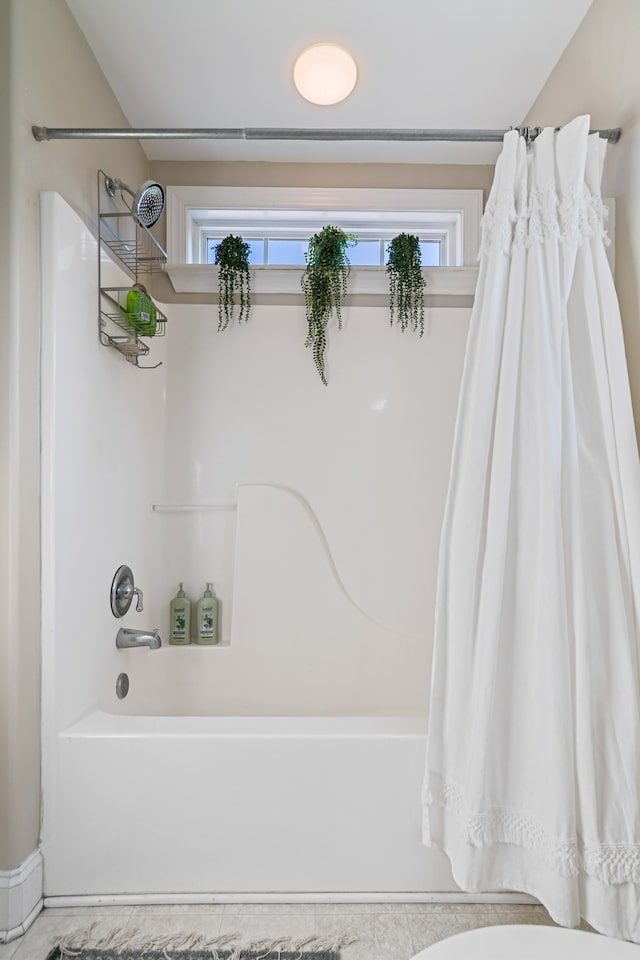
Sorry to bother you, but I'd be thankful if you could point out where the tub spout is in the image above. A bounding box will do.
[116,627,162,650]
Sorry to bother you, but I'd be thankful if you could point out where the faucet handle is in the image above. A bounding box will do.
[133,586,144,613]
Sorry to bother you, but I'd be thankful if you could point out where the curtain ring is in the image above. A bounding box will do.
[513,126,542,146]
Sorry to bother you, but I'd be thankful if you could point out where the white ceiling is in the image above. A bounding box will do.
[65,0,594,165]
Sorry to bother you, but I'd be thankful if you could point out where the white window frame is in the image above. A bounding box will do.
[165,186,483,296]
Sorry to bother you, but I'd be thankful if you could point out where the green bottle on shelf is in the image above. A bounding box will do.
[195,583,219,645]
[126,283,157,337]
[170,583,191,645]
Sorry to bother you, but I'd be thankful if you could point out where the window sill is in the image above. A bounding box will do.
[165,264,479,298]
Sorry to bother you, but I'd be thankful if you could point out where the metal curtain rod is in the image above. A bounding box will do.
[32,125,622,144]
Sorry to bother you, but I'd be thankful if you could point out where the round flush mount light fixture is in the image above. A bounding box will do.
[293,43,358,105]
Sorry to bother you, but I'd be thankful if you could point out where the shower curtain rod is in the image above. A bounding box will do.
[32,125,622,144]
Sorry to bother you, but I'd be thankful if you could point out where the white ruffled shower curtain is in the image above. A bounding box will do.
[422,116,640,942]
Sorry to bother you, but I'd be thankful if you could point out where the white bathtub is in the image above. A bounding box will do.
[42,709,458,898]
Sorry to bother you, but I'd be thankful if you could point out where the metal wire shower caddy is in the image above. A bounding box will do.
[98,169,167,368]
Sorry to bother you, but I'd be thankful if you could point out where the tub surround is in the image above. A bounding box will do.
[153,299,469,714]
[41,192,472,899]
[115,483,447,716]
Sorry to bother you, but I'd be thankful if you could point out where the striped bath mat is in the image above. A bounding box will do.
[47,952,341,960]
[46,927,357,960]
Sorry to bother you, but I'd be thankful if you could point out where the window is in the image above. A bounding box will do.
[164,187,483,296]
[205,236,443,267]
[167,187,483,268]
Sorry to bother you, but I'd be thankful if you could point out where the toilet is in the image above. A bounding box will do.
[411,925,640,959]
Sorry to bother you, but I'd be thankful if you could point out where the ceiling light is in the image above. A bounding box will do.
[293,43,357,106]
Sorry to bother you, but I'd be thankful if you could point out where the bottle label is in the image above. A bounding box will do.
[173,610,187,639]
[201,609,215,638]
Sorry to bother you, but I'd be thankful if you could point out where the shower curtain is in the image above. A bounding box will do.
[422,116,640,942]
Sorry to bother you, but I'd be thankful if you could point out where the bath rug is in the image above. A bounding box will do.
[47,952,342,960]
[46,926,357,960]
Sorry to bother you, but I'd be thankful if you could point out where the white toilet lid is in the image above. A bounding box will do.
[410,924,640,960]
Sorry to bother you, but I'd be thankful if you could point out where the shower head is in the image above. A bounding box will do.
[104,176,165,228]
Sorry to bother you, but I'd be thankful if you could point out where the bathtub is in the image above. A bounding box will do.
[43,708,458,898]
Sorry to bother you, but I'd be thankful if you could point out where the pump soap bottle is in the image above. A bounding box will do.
[170,583,191,645]
[195,583,219,645]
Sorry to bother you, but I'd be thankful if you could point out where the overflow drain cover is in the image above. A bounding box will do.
[116,673,130,699]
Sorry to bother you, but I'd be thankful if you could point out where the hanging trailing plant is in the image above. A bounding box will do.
[215,234,251,331]
[386,233,426,337]
[302,226,357,385]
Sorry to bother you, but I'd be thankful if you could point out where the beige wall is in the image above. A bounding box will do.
[0,0,148,871]
[0,0,15,874]
[525,0,640,433]
[150,159,495,194]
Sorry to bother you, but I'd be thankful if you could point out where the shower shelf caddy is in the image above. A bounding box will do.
[98,169,167,368]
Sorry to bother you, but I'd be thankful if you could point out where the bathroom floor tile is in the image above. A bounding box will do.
[11,916,118,960]
[493,904,556,925]
[129,905,225,918]
[218,914,317,945]
[223,903,315,916]
[316,914,413,960]
[42,907,134,918]
[5,900,592,960]
[407,912,498,954]
[0,940,20,960]
[404,902,500,915]
[315,903,405,915]
[123,913,224,942]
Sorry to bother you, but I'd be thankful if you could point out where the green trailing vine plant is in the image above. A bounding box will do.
[215,234,251,331]
[386,232,426,337]
[214,229,427,380]
[302,226,357,385]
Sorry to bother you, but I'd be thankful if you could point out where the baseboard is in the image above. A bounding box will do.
[44,891,538,908]
[0,850,44,942]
